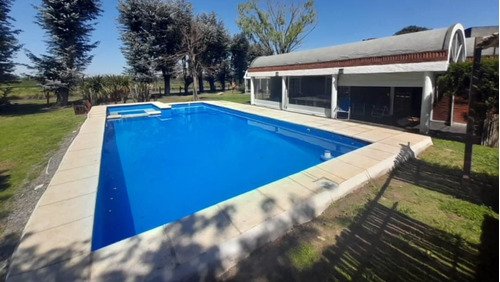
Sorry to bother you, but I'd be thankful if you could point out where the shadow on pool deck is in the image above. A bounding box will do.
[7,142,498,281]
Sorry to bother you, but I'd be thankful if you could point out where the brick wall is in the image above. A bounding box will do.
[432,96,468,124]
[432,96,450,121]
[453,97,468,124]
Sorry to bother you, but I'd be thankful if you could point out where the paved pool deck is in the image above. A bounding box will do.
[6,101,432,281]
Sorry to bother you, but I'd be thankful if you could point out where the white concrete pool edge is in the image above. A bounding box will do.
[6,101,432,281]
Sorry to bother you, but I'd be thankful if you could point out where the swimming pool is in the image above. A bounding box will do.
[92,103,369,250]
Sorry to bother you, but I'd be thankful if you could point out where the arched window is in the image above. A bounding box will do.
[448,29,466,63]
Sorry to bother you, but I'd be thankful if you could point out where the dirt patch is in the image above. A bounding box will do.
[0,129,80,280]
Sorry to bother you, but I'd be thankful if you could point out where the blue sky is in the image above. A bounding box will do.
[11,0,499,75]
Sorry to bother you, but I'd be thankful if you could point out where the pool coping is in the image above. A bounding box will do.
[6,101,433,281]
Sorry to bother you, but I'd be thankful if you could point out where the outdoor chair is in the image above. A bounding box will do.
[371,105,389,118]
[333,99,351,120]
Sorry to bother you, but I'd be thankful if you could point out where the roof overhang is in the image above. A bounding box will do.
[248,51,448,74]
[248,61,449,77]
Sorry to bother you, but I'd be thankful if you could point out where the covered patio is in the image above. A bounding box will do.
[247,23,468,134]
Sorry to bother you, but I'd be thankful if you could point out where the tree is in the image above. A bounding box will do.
[216,59,230,92]
[237,0,317,55]
[153,0,191,96]
[230,33,250,86]
[28,0,102,106]
[0,0,21,85]
[177,57,192,94]
[198,13,231,92]
[181,12,219,100]
[0,0,22,105]
[118,0,158,101]
[394,25,429,36]
[438,58,499,146]
[118,0,189,98]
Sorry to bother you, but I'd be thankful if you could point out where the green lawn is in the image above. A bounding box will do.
[158,92,250,104]
[0,102,85,230]
[0,79,44,100]
[222,138,499,281]
[422,138,499,179]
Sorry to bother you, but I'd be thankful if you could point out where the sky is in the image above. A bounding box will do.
[10,0,499,76]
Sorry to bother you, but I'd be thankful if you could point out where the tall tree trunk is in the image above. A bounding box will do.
[193,75,199,101]
[208,77,216,92]
[162,70,171,96]
[184,80,190,95]
[198,75,204,93]
[220,77,226,92]
[57,88,69,106]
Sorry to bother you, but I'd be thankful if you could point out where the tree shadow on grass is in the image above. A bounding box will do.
[0,170,10,195]
[0,102,52,116]
[476,215,499,282]
[298,201,481,281]
[392,158,499,212]
[0,100,84,116]
[224,187,493,282]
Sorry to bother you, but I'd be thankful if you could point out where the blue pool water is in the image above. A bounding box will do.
[92,103,369,250]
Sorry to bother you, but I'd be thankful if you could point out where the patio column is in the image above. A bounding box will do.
[420,72,434,134]
[330,74,338,118]
[281,76,287,110]
[250,77,255,105]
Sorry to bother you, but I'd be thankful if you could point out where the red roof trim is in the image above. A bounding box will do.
[248,50,448,72]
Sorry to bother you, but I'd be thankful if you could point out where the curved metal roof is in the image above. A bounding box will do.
[250,24,463,69]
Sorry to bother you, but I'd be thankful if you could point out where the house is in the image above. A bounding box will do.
[465,26,498,59]
[246,24,468,134]
[434,26,499,125]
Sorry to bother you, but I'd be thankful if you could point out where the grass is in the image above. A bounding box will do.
[2,78,243,100]
[379,181,497,245]
[0,101,85,230]
[381,140,499,245]
[287,243,321,271]
[158,91,250,104]
[0,79,44,100]
[222,138,499,281]
[422,138,499,178]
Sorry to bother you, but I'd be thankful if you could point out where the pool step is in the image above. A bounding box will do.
[107,109,161,119]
